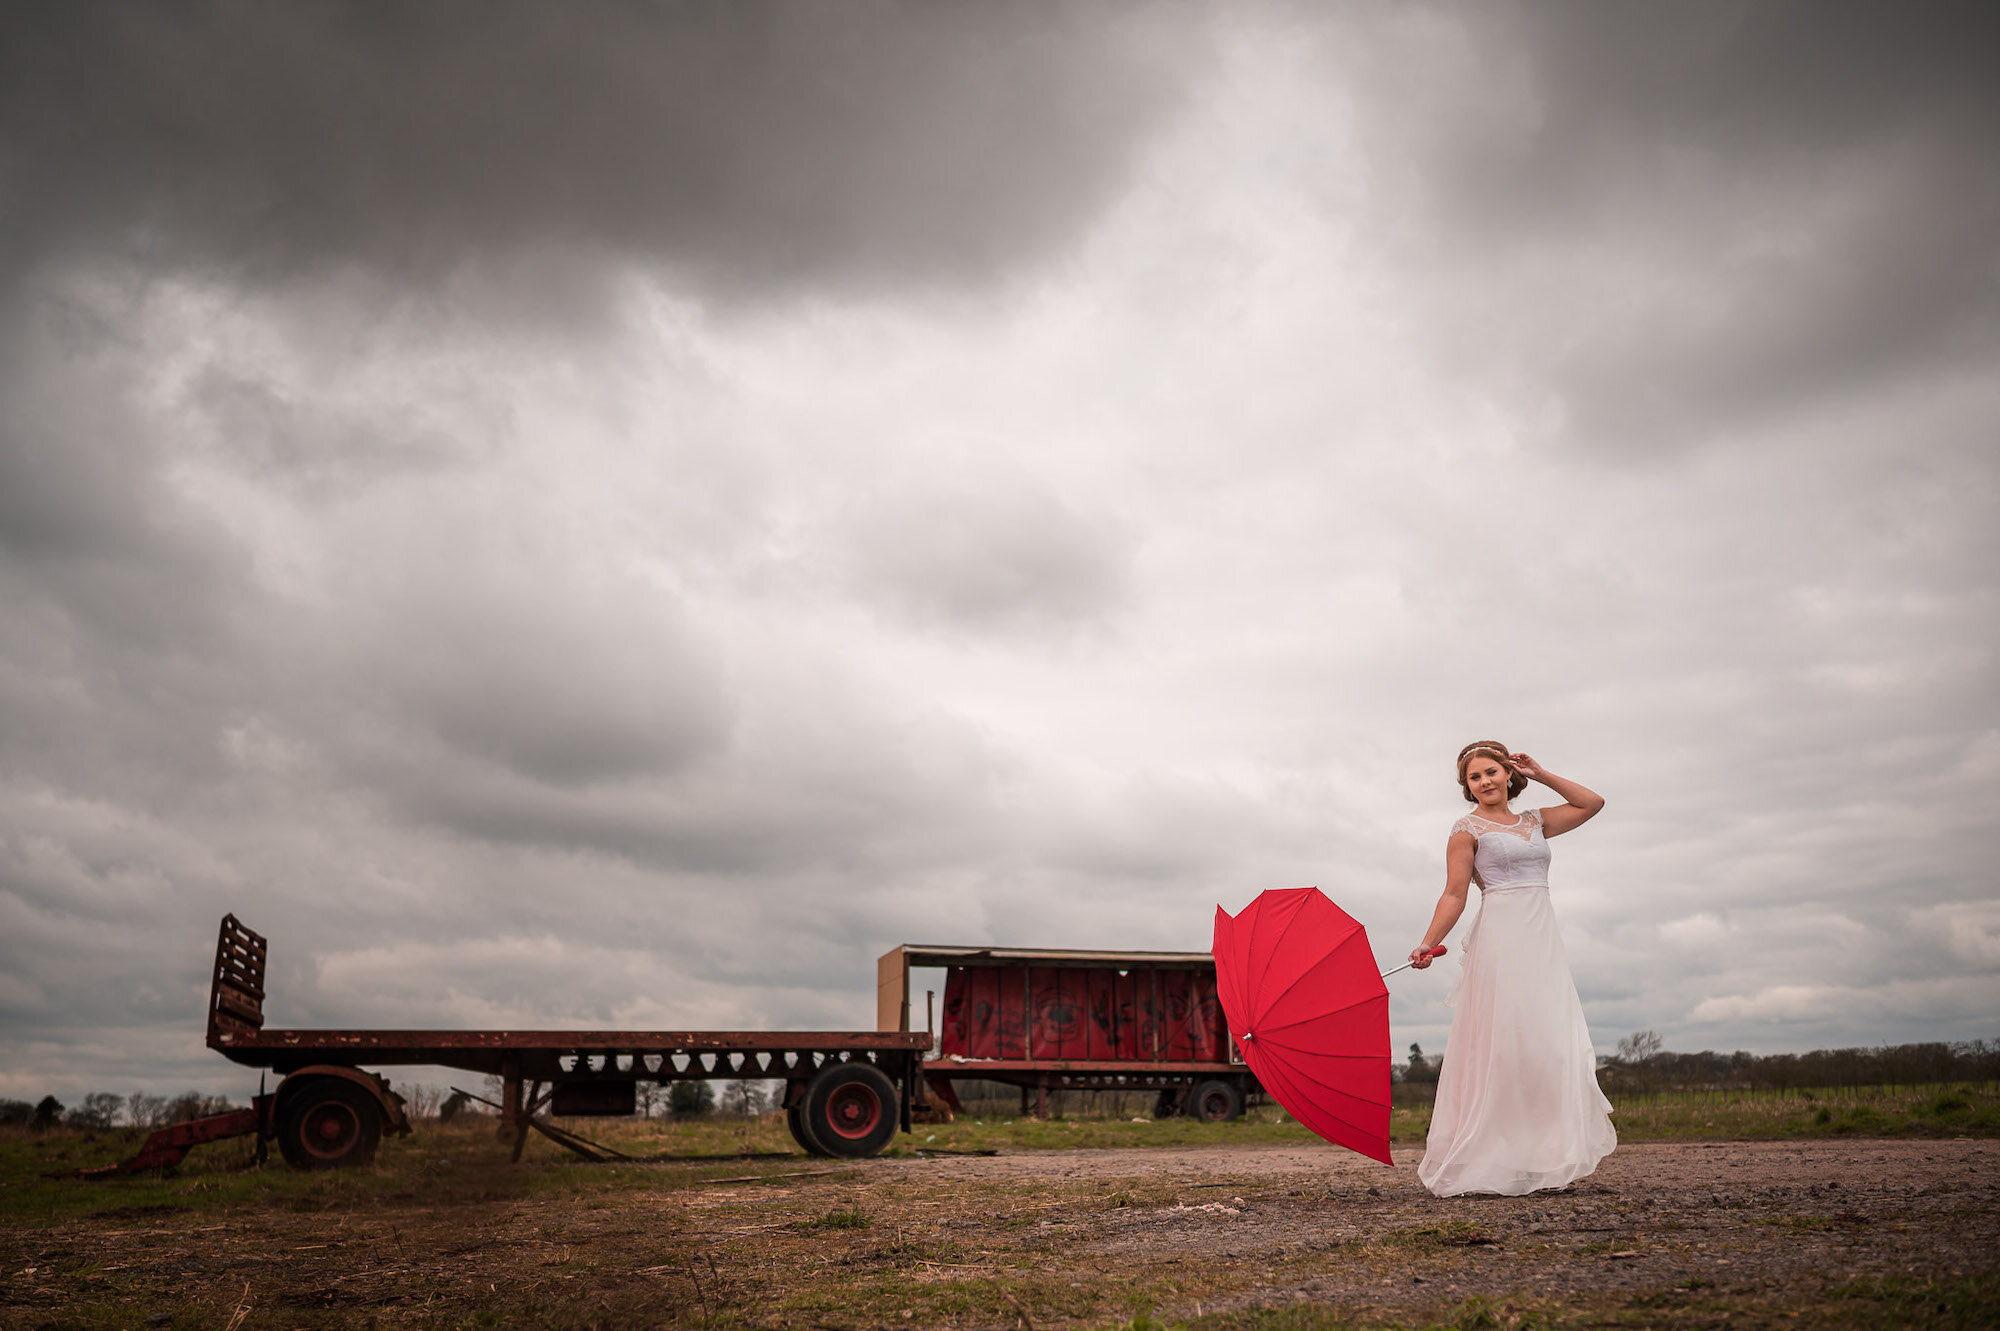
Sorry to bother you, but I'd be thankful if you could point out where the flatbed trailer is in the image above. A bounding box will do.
[877,944,1264,1122]
[60,917,1260,1180]
[64,915,929,1176]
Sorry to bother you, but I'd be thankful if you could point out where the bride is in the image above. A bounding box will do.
[1407,741,1615,1197]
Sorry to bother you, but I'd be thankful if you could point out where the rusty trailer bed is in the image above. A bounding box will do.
[195,914,928,1167]
[211,1027,928,1077]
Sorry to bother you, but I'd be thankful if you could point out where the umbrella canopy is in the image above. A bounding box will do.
[1213,887,1392,1164]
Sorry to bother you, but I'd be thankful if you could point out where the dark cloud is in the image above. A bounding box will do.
[1325,0,2000,451]
[2,3,1993,1097]
[1,0,1205,302]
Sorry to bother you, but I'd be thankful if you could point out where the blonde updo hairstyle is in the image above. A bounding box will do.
[1457,740,1527,803]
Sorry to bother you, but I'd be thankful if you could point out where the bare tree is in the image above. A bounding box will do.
[163,1091,232,1122]
[127,1093,169,1129]
[65,1092,123,1130]
[1617,1030,1665,1062]
[669,1080,715,1118]
[719,1080,773,1118]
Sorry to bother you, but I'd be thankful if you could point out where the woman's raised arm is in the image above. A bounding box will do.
[1509,751,1605,837]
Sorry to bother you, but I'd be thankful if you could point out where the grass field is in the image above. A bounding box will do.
[3,1085,1996,1328]
[5,1081,1996,1233]
[941,1081,2000,1154]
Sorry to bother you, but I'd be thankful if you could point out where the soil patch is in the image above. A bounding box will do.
[2,1138,1993,1328]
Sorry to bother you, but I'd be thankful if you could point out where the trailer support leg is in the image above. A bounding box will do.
[514,1080,547,1163]
[499,1057,524,1156]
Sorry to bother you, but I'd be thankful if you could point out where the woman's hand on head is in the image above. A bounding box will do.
[1508,751,1547,782]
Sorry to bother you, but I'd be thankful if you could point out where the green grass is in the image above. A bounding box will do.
[1169,1274,2000,1329]
[795,1205,871,1230]
[913,1081,2000,1154]
[1599,1081,2000,1141]
[0,1118,853,1230]
[5,1105,1995,1331]
[1825,1271,2000,1330]
[6,1080,1993,1231]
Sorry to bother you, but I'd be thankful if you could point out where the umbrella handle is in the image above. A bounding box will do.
[1380,944,1447,979]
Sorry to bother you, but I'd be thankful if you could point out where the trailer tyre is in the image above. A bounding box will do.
[277,1077,382,1170]
[1189,1079,1244,1123]
[802,1063,898,1158]
[786,1095,832,1157]
[1151,1087,1182,1119]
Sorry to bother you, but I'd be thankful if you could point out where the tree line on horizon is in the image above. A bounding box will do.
[10,1041,1993,1130]
[0,1078,780,1133]
[0,1090,235,1132]
[1397,1035,1998,1091]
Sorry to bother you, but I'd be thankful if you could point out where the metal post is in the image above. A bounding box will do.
[499,1056,523,1155]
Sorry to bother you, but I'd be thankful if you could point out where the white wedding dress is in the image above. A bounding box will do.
[1417,806,1616,1197]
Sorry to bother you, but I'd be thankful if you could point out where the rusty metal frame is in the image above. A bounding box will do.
[276,1064,413,1137]
[211,1030,929,1080]
[196,915,932,1165]
[208,914,267,1042]
[46,1098,275,1179]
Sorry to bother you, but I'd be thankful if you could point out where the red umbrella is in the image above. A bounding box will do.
[1212,887,1441,1166]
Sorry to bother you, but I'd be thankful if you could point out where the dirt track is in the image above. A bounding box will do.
[6,1136,1997,1327]
[853,1138,2000,1312]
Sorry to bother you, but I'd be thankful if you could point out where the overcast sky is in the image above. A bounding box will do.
[3,1,1995,1100]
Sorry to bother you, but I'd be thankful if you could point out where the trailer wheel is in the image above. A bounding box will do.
[786,1095,831,1157]
[1188,1079,1244,1123]
[277,1077,382,1170]
[1151,1087,1181,1119]
[802,1063,898,1158]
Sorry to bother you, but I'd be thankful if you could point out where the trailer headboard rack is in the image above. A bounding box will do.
[208,913,268,1041]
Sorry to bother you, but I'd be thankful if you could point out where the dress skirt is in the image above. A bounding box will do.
[1417,884,1616,1197]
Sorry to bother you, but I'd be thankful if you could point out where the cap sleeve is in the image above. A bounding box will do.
[1526,807,1545,831]
[1450,814,1480,837]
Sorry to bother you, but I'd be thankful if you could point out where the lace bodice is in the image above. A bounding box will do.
[1451,807,1550,891]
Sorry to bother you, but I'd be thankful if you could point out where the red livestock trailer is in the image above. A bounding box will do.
[876,945,1263,1122]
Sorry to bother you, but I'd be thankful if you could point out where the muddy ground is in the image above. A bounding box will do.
[4,1137,1996,1328]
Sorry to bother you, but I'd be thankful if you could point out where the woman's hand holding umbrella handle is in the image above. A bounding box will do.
[1383,944,1447,979]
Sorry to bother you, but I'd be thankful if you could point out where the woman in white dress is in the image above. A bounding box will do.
[1407,741,1615,1197]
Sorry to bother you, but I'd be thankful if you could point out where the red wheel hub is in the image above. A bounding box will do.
[824,1083,883,1139]
[300,1101,362,1160]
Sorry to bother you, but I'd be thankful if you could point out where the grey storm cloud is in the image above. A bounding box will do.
[1327,0,2000,452]
[1,0,1205,300]
[1,1,1994,1099]
[835,472,1133,635]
